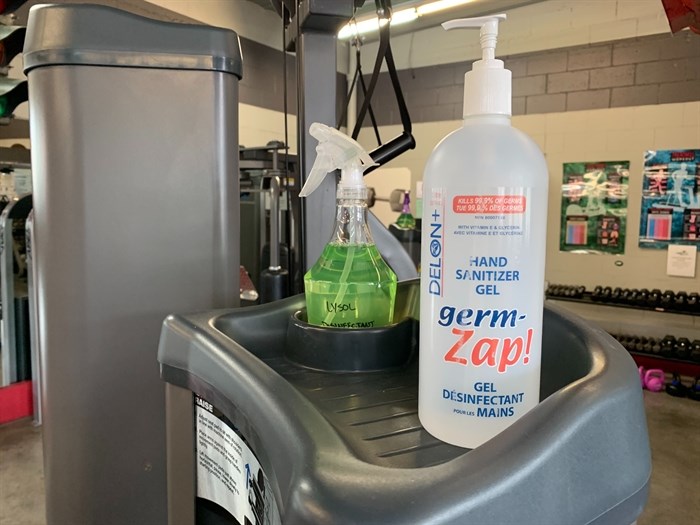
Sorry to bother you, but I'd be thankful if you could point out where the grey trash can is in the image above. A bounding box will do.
[24,5,242,524]
[158,279,651,525]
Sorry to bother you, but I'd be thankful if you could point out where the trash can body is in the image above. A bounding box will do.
[24,5,242,524]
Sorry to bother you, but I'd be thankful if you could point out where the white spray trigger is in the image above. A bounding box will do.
[299,123,375,198]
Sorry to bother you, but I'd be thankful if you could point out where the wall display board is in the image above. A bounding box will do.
[560,161,630,255]
[639,149,700,249]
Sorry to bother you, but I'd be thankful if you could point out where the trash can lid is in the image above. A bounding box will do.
[23,4,242,78]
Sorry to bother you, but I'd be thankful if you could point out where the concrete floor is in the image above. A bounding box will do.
[1,391,699,524]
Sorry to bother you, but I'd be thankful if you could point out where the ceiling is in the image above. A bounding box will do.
[245,0,546,40]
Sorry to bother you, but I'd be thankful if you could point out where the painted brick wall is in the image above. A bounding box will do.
[357,32,700,126]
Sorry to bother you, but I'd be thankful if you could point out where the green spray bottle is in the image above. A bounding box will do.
[300,123,397,329]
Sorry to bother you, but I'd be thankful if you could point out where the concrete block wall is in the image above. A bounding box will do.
[357,33,700,126]
[357,101,700,294]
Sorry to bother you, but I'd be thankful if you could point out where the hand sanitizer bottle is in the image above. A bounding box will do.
[300,123,397,329]
[419,15,549,448]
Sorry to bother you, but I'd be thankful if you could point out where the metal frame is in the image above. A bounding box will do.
[0,193,32,386]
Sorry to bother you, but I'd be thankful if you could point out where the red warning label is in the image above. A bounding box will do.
[453,195,526,214]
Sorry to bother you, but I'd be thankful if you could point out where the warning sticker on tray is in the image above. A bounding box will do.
[195,395,280,525]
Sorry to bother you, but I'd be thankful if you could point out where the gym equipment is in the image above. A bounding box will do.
[0,193,32,386]
[665,373,688,398]
[636,288,649,306]
[611,287,622,302]
[660,289,675,308]
[660,336,676,357]
[675,338,691,360]
[24,5,243,524]
[648,289,661,308]
[688,378,700,402]
[673,291,688,310]
[634,337,648,352]
[592,285,603,301]
[601,286,613,301]
[643,369,665,392]
[627,289,639,305]
[158,280,651,525]
[687,292,699,313]
[690,340,700,363]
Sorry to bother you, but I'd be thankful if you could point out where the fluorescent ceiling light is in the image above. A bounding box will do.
[417,0,475,16]
[339,8,418,39]
[391,8,420,25]
[338,0,474,39]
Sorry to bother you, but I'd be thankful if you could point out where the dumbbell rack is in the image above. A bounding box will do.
[545,291,699,316]
[547,285,699,378]
[630,352,700,378]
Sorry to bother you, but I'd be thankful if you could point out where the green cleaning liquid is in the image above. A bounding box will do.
[305,243,397,328]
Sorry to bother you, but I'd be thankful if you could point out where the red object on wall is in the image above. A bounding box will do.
[662,0,700,33]
[0,381,33,424]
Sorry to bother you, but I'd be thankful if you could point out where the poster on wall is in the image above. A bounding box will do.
[639,149,700,249]
[560,161,630,255]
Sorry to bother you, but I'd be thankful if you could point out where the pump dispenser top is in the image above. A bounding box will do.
[442,14,510,117]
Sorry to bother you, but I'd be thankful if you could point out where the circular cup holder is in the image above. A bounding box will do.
[285,309,417,372]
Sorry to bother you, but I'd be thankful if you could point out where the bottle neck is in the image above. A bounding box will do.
[333,198,374,245]
[463,114,511,126]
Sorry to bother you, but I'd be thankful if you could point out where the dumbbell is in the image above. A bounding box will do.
[575,285,586,298]
[636,288,649,306]
[689,378,700,402]
[634,337,648,352]
[623,336,638,352]
[642,338,654,353]
[592,285,603,301]
[627,289,639,305]
[686,292,698,313]
[690,340,700,363]
[660,290,675,308]
[647,289,661,308]
[601,286,612,302]
[651,338,662,354]
[610,287,622,303]
[619,288,632,303]
[675,337,690,360]
[660,335,676,357]
[673,291,688,311]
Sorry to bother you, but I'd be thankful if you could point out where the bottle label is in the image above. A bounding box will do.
[421,186,544,427]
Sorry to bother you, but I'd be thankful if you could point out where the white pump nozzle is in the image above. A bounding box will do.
[442,14,511,117]
[299,123,375,198]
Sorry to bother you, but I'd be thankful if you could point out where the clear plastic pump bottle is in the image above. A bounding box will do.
[301,123,397,329]
[419,15,549,449]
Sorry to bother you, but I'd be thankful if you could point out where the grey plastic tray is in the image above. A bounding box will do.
[158,280,651,525]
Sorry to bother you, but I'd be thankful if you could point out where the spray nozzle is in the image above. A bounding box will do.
[442,14,506,61]
[299,123,376,198]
